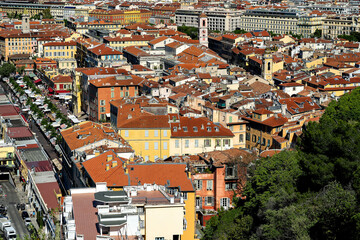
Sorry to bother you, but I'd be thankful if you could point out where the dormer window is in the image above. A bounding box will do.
[215,127,219,132]
[183,126,188,132]
[193,126,198,132]
[173,127,177,132]
[207,127,211,132]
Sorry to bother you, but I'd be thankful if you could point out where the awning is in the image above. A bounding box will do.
[55,90,71,94]
[34,79,41,84]
[48,87,54,92]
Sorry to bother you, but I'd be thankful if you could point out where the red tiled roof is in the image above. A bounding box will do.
[128,163,194,191]
[71,193,98,240]
[43,41,76,46]
[52,75,72,83]
[82,151,128,187]
[118,115,170,129]
[7,127,33,138]
[278,97,321,115]
[170,116,234,138]
[0,105,19,116]
[36,182,61,210]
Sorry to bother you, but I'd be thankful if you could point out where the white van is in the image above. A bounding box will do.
[0,218,10,231]
[4,226,16,240]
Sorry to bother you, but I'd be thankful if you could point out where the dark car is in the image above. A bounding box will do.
[21,211,29,219]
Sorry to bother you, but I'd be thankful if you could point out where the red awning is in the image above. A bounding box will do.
[55,90,71,94]
[34,79,41,84]
[48,87,54,92]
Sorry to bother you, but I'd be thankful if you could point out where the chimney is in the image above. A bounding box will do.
[112,161,117,168]
[105,164,110,171]
[107,155,113,161]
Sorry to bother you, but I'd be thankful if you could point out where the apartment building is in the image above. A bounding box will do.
[242,109,288,151]
[103,35,155,51]
[89,9,151,24]
[175,8,242,32]
[63,183,191,240]
[0,2,65,19]
[65,161,196,240]
[43,41,77,69]
[322,16,360,39]
[117,115,170,162]
[240,9,298,35]
[88,75,143,121]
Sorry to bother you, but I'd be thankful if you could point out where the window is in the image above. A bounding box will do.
[195,140,199,148]
[226,166,235,178]
[100,100,105,105]
[163,130,167,137]
[223,139,230,146]
[185,140,189,148]
[145,130,149,137]
[252,135,256,143]
[225,182,237,190]
[194,180,203,190]
[125,130,129,137]
[267,139,270,147]
[145,156,149,161]
[154,142,158,150]
[262,138,266,145]
[111,92,114,98]
[175,140,180,148]
[183,126,188,132]
[196,196,202,208]
[246,133,250,141]
[205,196,214,206]
[229,126,234,131]
[193,126,198,132]
[154,155,159,160]
[155,237,164,240]
[257,136,261,143]
[145,142,149,150]
[181,192,188,200]
[100,107,105,113]
[215,139,221,147]
[220,197,229,209]
[154,130,158,137]
[207,127,211,132]
[207,180,213,191]
[239,134,244,143]
[204,139,211,147]
[163,142,168,150]
[240,125,243,130]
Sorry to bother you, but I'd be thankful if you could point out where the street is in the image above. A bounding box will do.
[0,181,28,239]
[29,120,58,160]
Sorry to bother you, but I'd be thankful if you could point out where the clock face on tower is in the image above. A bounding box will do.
[202,30,206,34]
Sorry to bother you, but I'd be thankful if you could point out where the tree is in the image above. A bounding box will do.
[178,25,198,40]
[233,29,247,34]
[204,87,360,240]
[312,29,322,38]
[0,63,16,77]
[42,8,53,19]
[16,66,26,75]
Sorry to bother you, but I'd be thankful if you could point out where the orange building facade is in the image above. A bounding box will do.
[88,75,143,121]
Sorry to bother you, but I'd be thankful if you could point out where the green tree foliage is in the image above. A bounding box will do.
[42,8,53,19]
[233,29,248,34]
[203,88,360,240]
[0,63,16,77]
[178,25,198,40]
[338,32,360,42]
[312,29,322,38]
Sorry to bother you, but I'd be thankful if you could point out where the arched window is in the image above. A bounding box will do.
[267,62,271,71]
[202,19,206,27]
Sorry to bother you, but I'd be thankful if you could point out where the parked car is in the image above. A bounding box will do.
[21,211,29,220]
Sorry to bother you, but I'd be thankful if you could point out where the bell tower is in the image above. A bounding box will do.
[22,8,30,34]
[262,54,273,84]
[198,12,208,47]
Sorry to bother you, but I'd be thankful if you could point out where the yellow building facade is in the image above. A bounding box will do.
[43,41,77,60]
[118,116,171,162]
